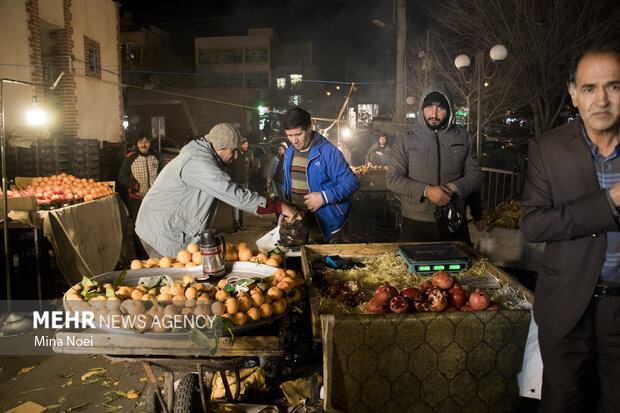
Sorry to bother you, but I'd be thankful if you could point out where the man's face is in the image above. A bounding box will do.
[569,52,620,135]
[240,141,249,152]
[423,103,448,128]
[286,126,313,151]
[217,147,239,164]
[137,137,150,154]
[277,146,286,156]
[379,136,387,146]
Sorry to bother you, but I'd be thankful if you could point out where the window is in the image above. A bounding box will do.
[289,95,302,106]
[246,73,268,89]
[121,42,136,61]
[290,74,302,89]
[199,74,243,88]
[198,49,242,64]
[84,36,101,79]
[245,48,268,63]
[277,77,286,89]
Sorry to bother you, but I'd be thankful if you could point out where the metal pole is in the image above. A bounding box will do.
[476,52,483,159]
[1,80,11,310]
[395,0,406,132]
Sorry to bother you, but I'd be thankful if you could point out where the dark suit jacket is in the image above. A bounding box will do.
[521,119,620,339]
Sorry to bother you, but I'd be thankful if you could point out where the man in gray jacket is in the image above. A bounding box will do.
[387,82,483,244]
[136,123,297,257]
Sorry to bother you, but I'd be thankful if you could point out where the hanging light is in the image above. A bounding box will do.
[26,96,46,125]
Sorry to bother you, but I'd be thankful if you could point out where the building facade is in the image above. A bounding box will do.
[0,0,124,142]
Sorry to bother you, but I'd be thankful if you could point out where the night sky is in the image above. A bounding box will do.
[119,0,426,83]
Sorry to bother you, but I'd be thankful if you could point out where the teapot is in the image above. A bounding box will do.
[197,229,226,280]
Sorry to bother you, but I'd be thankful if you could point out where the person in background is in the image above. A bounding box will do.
[229,138,254,232]
[118,134,163,259]
[366,132,391,167]
[136,123,298,258]
[338,141,353,165]
[281,107,360,243]
[266,141,288,200]
[521,44,620,412]
[387,82,483,245]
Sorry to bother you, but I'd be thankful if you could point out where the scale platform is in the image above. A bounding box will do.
[398,243,471,274]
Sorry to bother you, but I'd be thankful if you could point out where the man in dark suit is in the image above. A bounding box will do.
[521,44,620,412]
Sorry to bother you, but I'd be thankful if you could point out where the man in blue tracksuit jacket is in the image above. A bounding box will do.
[281,107,360,242]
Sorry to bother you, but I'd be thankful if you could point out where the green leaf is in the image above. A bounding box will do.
[45,404,61,409]
[105,287,117,298]
[81,276,95,288]
[112,270,126,289]
[293,306,303,314]
[187,328,214,347]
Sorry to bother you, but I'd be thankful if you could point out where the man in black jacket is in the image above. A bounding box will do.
[118,134,163,259]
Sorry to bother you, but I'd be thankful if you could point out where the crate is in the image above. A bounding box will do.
[301,243,533,413]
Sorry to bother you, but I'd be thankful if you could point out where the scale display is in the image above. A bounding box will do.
[398,243,471,274]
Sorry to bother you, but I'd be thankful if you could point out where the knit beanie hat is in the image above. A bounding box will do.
[423,91,450,113]
[204,123,241,151]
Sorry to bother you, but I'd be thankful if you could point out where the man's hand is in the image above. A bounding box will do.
[304,192,324,212]
[426,185,453,206]
[280,202,300,221]
[610,181,620,207]
[367,162,372,167]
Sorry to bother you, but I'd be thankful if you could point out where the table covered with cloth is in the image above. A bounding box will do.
[6,194,128,285]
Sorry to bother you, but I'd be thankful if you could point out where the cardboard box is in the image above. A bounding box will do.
[0,195,38,214]
[301,243,533,413]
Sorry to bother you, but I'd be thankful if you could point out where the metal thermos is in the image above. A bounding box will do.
[198,229,226,281]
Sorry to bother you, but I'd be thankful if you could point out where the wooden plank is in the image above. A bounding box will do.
[53,330,284,357]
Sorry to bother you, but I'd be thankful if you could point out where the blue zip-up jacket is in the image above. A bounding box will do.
[282,132,360,240]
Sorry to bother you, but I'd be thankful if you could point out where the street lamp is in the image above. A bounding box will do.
[454,45,508,158]
[1,78,48,336]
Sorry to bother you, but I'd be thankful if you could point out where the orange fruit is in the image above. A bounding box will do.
[237,242,248,250]
[192,251,202,265]
[172,262,185,268]
[226,250,238,262]
[187,243,199,254]
[270,254,283,264]
[159,257,173,268]
[185,262,197,268]
[177,250,191,264]
[238,248,252,262]
[256,253,268,264]
[265,258,279,267]
[130,260,144,270]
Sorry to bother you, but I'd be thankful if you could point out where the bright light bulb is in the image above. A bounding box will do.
[342,128,352,138]
[27,106,46,125]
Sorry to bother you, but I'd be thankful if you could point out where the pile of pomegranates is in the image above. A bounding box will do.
[2,173,114,209]
[366,270,498,314]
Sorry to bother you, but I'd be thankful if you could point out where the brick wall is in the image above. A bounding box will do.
[26,0,44,100]
[115,2,125,140]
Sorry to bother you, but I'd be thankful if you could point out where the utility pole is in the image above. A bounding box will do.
[395,0,406,132]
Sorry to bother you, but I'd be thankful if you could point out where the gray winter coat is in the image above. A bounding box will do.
[135,139,267,256]
[386,83,483,222]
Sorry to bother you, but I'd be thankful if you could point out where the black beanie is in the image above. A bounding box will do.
[423,92,449,111]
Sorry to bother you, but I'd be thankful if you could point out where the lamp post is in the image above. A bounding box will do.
[454,45,508,158]
[1,78,47,336]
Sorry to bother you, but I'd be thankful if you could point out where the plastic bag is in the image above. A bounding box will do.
[279,215,309,246]
[434,202,464,233]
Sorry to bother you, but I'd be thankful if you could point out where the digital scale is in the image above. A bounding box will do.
[397,243,471,274]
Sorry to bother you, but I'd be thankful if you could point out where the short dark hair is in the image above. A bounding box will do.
[379,133,388,139]
[568,43,620,87]
[282,107,312,130]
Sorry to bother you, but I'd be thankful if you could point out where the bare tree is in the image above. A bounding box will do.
[415,0,619,136]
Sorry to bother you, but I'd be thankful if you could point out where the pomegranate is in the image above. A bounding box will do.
[459,305,474,311]
[427,288,447,312]
[469,289,491,310]
[389,295,409,313]
[444,306,457,312]
[486,302,500,311]
[447,287,467,308]
[431,270,454,290]
[413,290,430,312]
[419,281,432,292]
[367,297,388,314]
[401,286,421,303]
[374,282,398,307]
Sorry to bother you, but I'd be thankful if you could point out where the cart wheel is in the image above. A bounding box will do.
[173,373,202,413]
[145,383,163,413]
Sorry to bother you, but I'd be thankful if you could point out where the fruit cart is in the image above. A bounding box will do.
[301,242,534,413]
[53,264,292,413]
